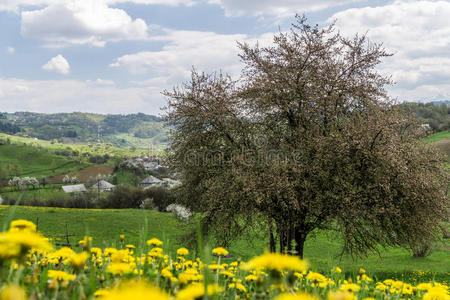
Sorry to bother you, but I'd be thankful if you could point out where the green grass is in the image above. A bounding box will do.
[0,133,165,157]
[0,205,448,283]
[113,169,143,186]
[0,205,188,254]
[0,143,88,178]
[424,131,450,143]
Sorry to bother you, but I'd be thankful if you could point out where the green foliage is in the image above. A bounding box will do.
[401,102,449,132]
[98,185,146,209]
[143,186,177,211]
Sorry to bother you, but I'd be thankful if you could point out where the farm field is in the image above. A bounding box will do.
[0,205,448,284]
[0,132,157,158]
[0,143,88,179]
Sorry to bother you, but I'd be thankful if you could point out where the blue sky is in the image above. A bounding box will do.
[0,0,449,115]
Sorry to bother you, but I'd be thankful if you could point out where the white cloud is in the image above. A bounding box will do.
[108,0,195,5]
[110,29,274,87]
[209,0,364,17]
[0,0,194,13]
[42,54,70,74]
[21,0,149,47]
[93,78,115,85]
[330,0,450,101]
[0,77,164,114]
[6,47,15,54]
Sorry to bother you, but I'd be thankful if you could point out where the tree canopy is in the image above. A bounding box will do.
[163,16,449,257]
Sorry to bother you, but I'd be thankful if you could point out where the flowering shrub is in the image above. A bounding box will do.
[166,204,192,222]
[0,219,448,300]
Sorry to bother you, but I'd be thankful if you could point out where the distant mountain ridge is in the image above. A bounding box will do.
[0,112,168,148]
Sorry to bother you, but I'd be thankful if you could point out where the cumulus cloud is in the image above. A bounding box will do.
[6,47,15,54]
[0,0,194,13]
[42,54,70,74]
[208,0,364,17]
[0,77,164,114]
[110,29,274,87]
[330,0,450,101]
[21,0,149,47]
[91,78,115,86]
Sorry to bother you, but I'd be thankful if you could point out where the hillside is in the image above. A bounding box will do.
[0,112,169,148]
[0,142,88,180]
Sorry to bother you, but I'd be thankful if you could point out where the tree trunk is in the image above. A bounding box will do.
[294,227,307,258]
[278,228,286,254]
[269,221,276,252]
[287,226,293,254]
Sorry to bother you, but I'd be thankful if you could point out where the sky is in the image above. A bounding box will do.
[0,0,449,115]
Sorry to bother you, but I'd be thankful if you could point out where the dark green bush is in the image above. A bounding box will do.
[143,186,177,211]
[98,185,145,209]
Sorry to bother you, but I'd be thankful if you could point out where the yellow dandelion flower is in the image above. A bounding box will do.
[335,267,342,273]
[148,247,164,258]
[327,290,357,300]
[0,243,21,260]
[78,236,92,247]
[423,286,450,300]
[106,263,134,275]
[177,247,189,256]
[9,219,36,232]
[94,289,110,298]
[245,274,258,281]
[0,230,53,255]
[0,284,27,300]
[306,272,327,283]
[220,270,234,277]
[161,268,173,278]
[208,264,221,270]
[241,253,308,272]
[275,292,320,300]
[417,283,433,291]
[104,248,118,256]
[212,247,229,256]
[228,283,247,293]
[176,283,222,300]
[48,270,76,282]
[146,238,163,246]
[97,281,169,300]
[340,283,360,293]
[68,252,89,270]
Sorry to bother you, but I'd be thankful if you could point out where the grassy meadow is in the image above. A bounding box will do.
[0,132,162,157]
[0,143,88,178]
[0,205,448,284]
[424,131,450,143]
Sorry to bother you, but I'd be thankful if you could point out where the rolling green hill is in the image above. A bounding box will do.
[0,142,88,180]
[0,112,169,149]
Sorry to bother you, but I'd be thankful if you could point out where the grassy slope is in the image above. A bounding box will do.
[0,205,448,282]
[424,131,450,143]
[0,143,88,178]
[0,133,156,157]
